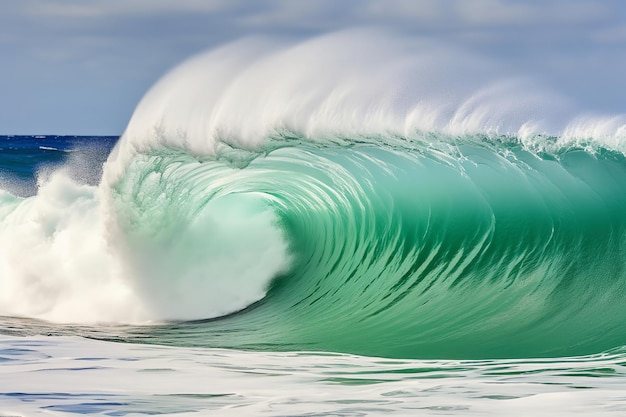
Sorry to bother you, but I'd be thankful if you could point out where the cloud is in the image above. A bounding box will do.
[1,0,625,134]
[455,0,537,25]
[23,0,238,18]
[235,1,342,30]
[594,25,626,43]
[454,0,609,26]
[359,0,443,22]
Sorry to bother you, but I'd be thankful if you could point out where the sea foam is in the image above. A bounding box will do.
[106,29,625,185]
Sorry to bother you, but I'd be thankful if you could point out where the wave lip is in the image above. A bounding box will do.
[109,30,626,180]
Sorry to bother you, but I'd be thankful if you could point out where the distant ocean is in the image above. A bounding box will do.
[2,31,626,416]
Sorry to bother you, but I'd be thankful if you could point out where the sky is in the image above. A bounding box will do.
[0,0,625,135]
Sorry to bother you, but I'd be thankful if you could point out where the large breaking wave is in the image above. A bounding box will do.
[2,30,626,359]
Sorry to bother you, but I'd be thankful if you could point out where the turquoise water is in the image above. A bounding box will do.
[3,134,626,361]
[3,31,626,415]
[2,135,626,415]
[111,136,626,359]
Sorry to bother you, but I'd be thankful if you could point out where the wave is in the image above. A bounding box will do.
[2,30,626,359]
[106,29,626,182]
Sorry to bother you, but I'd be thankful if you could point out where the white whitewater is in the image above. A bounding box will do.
[2,335,626,416]
[109,29,624,184]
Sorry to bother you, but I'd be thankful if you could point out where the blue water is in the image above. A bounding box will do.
[0,135,117,196]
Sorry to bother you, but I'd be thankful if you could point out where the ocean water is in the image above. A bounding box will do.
[3,31,626,415]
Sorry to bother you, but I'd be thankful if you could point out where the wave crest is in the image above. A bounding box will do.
[107,29,626,185]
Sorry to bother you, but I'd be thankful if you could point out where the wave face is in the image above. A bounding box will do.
[107,136,626,359]
[3,30,626,359]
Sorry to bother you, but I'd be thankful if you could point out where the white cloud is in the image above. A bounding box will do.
[454,0,609,26]
[236,1,338,30]
[359,0,443,22]
[593,26,626,43]
[454,0,536,25]
[24,0,237,19]
[1,0,625,134]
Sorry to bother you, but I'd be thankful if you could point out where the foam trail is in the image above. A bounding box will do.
[4,335,626,416]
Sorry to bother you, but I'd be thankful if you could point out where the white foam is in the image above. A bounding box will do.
[2,335,626,416]
[0,171,139,322]
[0,166,290,323]
[106,29,626,185]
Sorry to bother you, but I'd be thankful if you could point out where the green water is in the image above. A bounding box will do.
[104,134,626,359]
